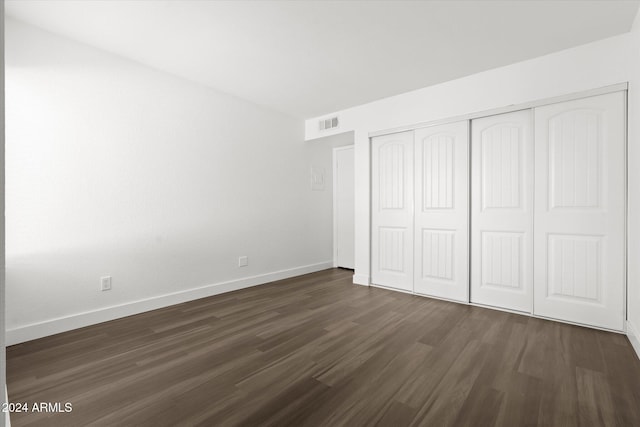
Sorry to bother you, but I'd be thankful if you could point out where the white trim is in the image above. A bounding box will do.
[6,261,333,346]
[352,274,370,286]
[369,82,628,138]
[469,302,530,317]
[333,147,338,267]
[364,281,628,335]
[4,386,9,427]
[332,145,354,268]
[414,292,469,306]
[624,90,629,337]
[370,283,414,295]
[628,321,640,360]
[471,302,626,335]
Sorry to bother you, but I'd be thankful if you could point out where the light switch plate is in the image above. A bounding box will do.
[311,167,325,191]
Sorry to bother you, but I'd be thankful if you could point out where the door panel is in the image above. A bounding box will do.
[533,92,625,331]
[371,131,414,291]
[414,121,469,301]
[471,110,534,312]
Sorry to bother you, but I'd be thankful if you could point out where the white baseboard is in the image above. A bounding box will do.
[628,320,640,361]
[352,273,369,286]
[6,261,333,346]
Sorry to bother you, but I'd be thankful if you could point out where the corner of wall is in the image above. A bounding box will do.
[1,1,7,425]
[632,5,640,33]
[628,320,640,360]
[627,2,640,364]
[352,274,370,286]
[4,386,9,427]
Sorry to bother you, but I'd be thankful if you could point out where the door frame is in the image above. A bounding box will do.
[333,145,355,268]
[369,83,628,138]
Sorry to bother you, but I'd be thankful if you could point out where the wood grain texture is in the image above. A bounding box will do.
[7,268,640,426]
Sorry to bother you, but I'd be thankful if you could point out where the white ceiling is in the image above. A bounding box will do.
[6,1,640,119]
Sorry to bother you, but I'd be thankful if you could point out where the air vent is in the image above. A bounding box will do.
[319,116,339,131]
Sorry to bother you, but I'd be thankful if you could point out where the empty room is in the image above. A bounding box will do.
[2,0,640,426]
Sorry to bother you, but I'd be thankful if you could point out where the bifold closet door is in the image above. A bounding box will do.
[414,121,469,301]
[533,92,625,331]
[371,131,414,291]
[471,110,534,312]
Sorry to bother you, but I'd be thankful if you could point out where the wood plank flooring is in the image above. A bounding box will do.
[7,268,640,426]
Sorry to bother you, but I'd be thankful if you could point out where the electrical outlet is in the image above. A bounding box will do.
[238,256,248,267]
[101,276,112,291]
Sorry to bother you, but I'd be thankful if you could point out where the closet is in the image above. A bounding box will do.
[371,90,626,331]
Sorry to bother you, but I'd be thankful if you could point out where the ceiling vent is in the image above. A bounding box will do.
[319,116,339,131]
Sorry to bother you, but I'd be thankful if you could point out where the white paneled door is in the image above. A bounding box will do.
[371,131,414,291]
[533,92,626,331]
[414,121,469,301]
[471,110,534,312]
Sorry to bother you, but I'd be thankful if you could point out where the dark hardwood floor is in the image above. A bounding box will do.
[7,268,640,426]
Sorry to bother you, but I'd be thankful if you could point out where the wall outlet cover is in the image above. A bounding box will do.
[101,276,112,291]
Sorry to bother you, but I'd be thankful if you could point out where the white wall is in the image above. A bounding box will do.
[5,19,333,344]
[304,131,354,261]
[305,29,640,353]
